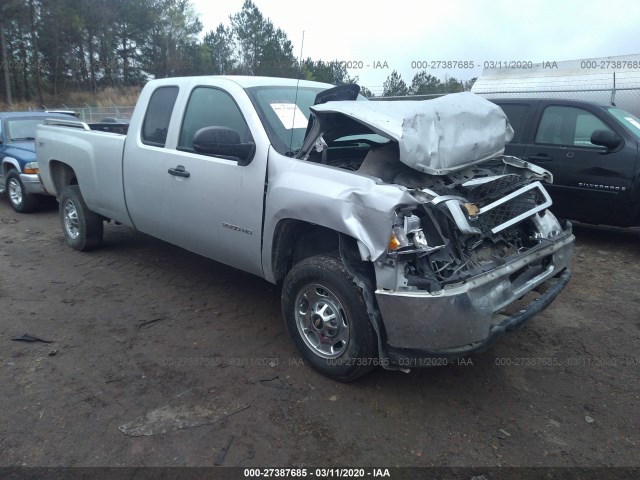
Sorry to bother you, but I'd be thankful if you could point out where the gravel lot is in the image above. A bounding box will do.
[0,197,639,468]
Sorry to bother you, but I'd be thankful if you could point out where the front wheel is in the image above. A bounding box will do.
[282,255,378,382]
[6,170,39,213]
[59,185,103,251]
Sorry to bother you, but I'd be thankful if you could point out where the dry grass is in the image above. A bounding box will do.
[0,86,142,111]
[63,86,141,107]
[0,99,38,112]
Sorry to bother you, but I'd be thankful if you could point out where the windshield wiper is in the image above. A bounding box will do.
[11,136,36,141]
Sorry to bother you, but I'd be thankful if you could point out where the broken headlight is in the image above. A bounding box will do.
[388,213,442,255]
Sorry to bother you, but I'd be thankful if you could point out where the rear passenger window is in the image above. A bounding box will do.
[178,87,252,152]
[535,105,613,148]
[498,104,530,143]
[142,86,179,147]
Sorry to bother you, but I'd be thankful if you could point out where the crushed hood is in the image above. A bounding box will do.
[306,92,514,175]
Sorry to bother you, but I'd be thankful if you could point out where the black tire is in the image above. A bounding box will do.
[5,170,39,213]
[59,185,103,251]
[282,254,378,382]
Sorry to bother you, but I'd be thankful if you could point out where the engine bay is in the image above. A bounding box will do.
[316,142,564,293]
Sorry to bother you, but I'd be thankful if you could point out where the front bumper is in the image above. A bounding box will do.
[375,228,574,361]
[19,173,47,195]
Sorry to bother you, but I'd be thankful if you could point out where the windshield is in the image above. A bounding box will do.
[245,85,373,156]
[6,118,49,142]
[245,86,326,155]
[607,107,640,140]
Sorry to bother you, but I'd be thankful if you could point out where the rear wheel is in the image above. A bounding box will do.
[6,170,39,213]
[282,254,378,382]
[59,185,103,251]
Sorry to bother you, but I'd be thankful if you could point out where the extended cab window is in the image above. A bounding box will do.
[178,87,252,152]
[535,105,613,148]
[497,104,530,143]
[608,107,640,140]
[142,86,179,147]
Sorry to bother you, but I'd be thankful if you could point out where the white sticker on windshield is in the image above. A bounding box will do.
[270,103,308,129]
[624,116,640,130]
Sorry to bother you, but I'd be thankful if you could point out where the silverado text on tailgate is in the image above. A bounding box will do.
[36,76,574,381]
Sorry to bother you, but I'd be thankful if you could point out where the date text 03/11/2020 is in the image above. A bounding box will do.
[243,468,391,478]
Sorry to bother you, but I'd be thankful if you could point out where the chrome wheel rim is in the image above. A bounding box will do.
[63,199,80,240]
[295,283,349,359]
[8,177,22,207]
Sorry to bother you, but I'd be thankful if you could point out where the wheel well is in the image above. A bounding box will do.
[272,219,388,362]
[49,161,78,194]
[2,162,17,176]
[271,220,341,285]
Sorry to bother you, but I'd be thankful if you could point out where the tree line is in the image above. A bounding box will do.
[0,0,474,107]
[381,70,476,97]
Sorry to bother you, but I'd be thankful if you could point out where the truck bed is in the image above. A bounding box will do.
[37,119,132,225]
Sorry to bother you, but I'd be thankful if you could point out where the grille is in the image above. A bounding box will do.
[465,174,529,206]
[480,188,541,227]
[477,181,552,234]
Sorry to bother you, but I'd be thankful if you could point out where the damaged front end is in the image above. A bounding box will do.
[374,158,573,364]
[296,91,574,366]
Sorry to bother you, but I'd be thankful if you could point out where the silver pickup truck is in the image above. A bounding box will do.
[37,76,574,381]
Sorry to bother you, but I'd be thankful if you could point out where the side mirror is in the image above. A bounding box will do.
[590,129,622,151]
[192,126,255,166]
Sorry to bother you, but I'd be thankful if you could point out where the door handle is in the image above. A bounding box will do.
[527,154,552,162]
[168,165,190,178]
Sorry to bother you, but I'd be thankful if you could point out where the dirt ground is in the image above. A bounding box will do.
[0,197,639,468]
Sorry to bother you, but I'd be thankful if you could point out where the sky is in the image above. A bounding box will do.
[190,0,640,95]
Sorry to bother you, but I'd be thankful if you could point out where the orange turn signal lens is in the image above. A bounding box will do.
[389,234,401,251]
[23,162,39,174]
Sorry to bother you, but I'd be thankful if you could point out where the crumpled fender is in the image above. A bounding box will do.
[262,149,420,282]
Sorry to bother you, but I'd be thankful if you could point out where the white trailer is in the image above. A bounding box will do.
[471,54,640,116]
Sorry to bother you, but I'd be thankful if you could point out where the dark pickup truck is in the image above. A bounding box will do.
[491,98,640,227]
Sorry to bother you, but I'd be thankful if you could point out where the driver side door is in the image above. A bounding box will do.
[124,82,268,276]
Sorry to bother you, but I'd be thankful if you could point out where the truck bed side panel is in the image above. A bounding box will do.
[37,126,131,225]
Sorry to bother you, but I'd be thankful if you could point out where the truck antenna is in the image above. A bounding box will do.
[289,30,305,154]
